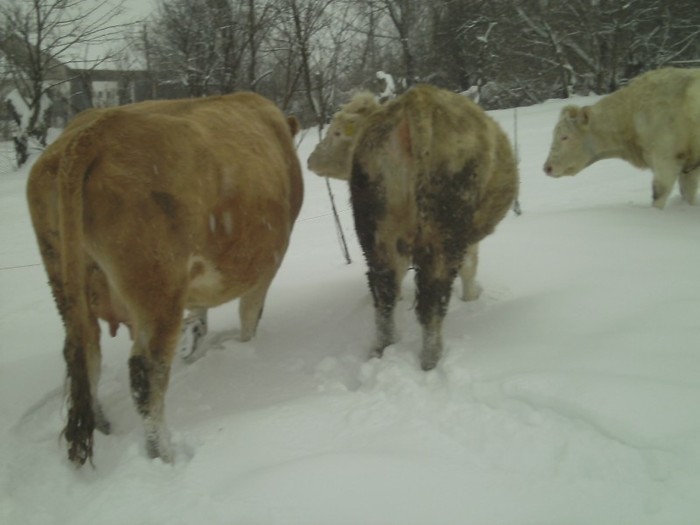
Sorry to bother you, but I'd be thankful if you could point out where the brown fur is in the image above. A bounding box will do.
[27,93,303,465]
[308,85,518,370]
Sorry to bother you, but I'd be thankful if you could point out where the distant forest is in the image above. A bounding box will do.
[1,0,699,163]
[134,0,699,123]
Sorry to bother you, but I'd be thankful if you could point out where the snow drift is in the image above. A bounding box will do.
[1,96,699,525]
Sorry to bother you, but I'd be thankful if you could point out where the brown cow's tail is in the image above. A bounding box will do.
[57,120,102,465]
[408,103,435,179]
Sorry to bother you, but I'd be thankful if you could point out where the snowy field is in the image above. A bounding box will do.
[1,97,699,524]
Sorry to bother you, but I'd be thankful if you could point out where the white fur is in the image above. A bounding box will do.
[544,67,700,208]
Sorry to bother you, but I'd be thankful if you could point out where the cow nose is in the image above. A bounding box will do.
[544,163,553,176]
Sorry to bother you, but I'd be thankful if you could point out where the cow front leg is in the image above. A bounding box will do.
[679,167,699,205]
[650,158,681,209]
[179,308,208,361]
[458,243,482,301]
[367,266,399,359]
[129,302,183,462]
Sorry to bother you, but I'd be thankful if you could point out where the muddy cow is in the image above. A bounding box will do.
[27,93,303,465]
[308,84,518,370]
[544,67,700,209]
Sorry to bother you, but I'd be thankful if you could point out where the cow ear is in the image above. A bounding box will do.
[578,106,591,126]
[563,106,579,121]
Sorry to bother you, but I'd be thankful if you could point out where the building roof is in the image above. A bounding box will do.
[0,34,72,81]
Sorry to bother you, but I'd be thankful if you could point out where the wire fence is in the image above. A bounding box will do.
[0,141,17,176]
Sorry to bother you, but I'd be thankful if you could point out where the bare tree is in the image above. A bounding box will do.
[283,0,332,119]
[146,0,241,97]
[365,0,427,88]
[0,0,134,166]
[513,0,700,98]
[243,0,277,90]
[514,0,582,97]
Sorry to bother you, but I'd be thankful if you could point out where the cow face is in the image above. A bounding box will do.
[543,105,592,177]
[308,92,379,180]
[307,114,362,180]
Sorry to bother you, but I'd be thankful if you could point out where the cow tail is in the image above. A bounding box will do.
[409,106,434,179]
[57,121,101,466]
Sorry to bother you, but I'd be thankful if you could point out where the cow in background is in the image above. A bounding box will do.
[308,85,518,371]
[27,93,303,465]
[544,67,700,209]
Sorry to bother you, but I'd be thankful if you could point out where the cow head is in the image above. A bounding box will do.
[543,105,593,177]
[307,92,379,180]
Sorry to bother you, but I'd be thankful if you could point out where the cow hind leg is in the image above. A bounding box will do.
[63,315,102,465]
[650,158,681,209]
[679,168,699,205]
[367,265,399,359]
[414,160,477,369]
[32,232,110,454]
[128,299,183,462]
[414,245,461,371]
[350,164,401,359]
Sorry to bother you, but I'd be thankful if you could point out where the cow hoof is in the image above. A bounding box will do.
[651,189,669,209]
[180,317,208,362]
[462,283,482,302]
[420,349,442,371]
[369,346,386,360]
[181,340,209,364]
[421,359,438,371]
[146,434,174,463]
[94,406,112,435]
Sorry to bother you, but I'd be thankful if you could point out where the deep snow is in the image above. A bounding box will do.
[1,97,699,525]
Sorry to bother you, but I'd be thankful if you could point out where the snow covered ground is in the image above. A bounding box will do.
[1,97,699,525]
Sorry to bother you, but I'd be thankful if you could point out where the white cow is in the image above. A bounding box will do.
[544,67,700,208]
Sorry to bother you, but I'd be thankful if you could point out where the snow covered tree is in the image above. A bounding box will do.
[431,1,511,94]
[513,0,700,98]
[145,0,240,97]
[364,0,428,88]
[0,0,133,166]
[268,0,365,120]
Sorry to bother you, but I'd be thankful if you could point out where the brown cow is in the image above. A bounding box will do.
[27,93,303,465]
[308,85,518,370]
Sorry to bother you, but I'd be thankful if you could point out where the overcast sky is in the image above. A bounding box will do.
[120,0,155,22]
